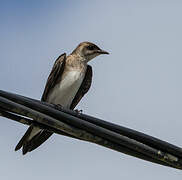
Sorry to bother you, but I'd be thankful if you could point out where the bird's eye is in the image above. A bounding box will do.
[87,45,95,50]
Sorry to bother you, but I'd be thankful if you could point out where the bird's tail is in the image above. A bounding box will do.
[15,125,52,155]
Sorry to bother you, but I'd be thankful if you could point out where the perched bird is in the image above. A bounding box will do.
[15,42,109,154]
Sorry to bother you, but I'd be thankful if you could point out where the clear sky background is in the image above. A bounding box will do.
[0,0,182,179]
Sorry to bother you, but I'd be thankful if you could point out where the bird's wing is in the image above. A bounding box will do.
[15,53,66,154]
[70,65,93,109]
[41,53,66,101]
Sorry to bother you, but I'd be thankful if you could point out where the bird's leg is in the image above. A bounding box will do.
[74,109,83,114]
[53,104,63,111]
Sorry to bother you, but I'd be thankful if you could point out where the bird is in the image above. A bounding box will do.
[15,41,109,155]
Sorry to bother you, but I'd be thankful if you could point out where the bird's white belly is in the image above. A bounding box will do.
[47,70,85,108]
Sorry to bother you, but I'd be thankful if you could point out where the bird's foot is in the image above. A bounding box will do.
[74,109,83,114]
[53,104,63,111]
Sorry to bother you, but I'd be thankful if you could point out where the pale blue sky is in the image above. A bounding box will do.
[0,1,182,179]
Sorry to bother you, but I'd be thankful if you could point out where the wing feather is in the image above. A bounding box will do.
[70,65,92,109]
[41,53,66,102]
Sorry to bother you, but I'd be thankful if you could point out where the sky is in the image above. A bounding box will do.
[0,0,182,179]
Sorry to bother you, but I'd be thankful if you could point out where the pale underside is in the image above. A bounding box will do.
[47,70,86,107]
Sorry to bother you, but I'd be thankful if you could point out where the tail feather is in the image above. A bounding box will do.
[27,131,53,152]
[15,125,34,151]
[15,125,43,155]
[22,141,29,155]
[15,125,52,155]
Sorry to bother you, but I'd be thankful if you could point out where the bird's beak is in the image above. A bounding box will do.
[97,49,109,55]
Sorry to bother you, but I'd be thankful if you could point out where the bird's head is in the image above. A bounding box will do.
[71,42,109,62]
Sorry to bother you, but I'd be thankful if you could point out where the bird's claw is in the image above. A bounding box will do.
[53,104,63,111]
[74,109,83,114]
